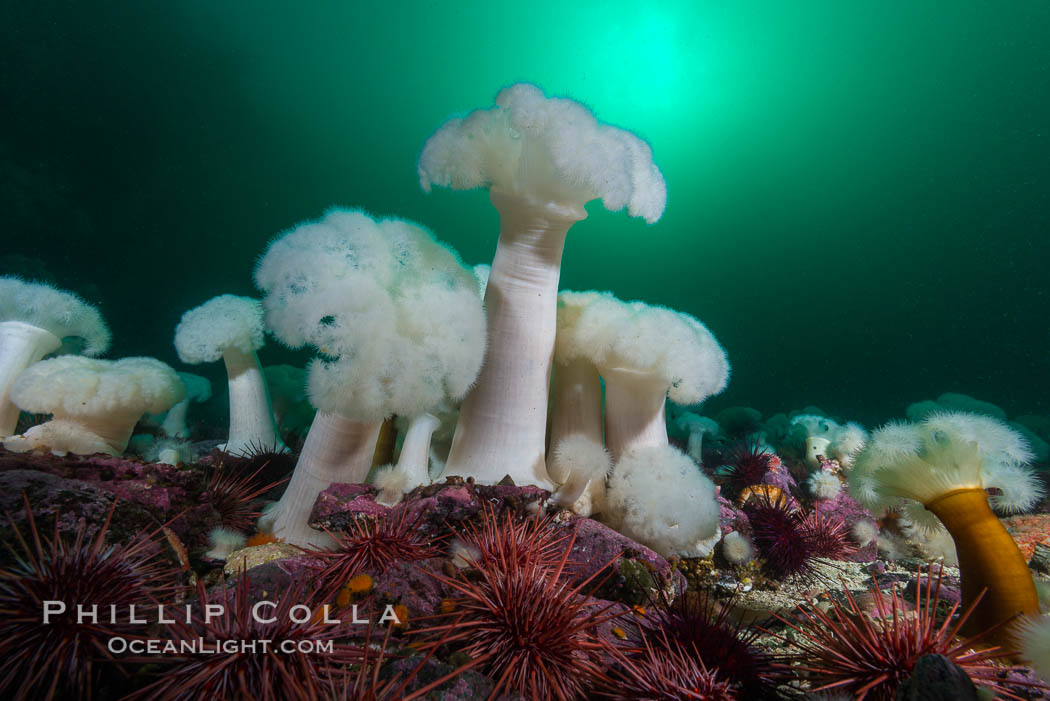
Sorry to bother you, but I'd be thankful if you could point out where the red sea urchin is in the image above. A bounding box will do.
[0,496,174,700]
[647,590,781,699]
[743,491,854,581]
[773,565,1017,700]
[454,503,573,572]
[307,504,445,599]
[128,573,358,701]
[203,461,286,533]
[414,529,623,700]
[600,627,737,700]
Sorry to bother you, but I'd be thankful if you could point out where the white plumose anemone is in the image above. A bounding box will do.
[552,291,729,463]
[4,356,183,456]
[0,277,110,437]
[419,83,667,489]
[175,295,285,456]
[254,209,486,547]
[604,444,720,558]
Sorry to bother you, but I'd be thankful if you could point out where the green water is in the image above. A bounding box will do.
[2,1,1048,426]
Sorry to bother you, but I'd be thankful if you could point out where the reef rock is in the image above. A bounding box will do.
[310,483,387,526]
[567,515,686,605]
[896,654,977,700]
[382,656,502,700]
[717,494,749,534]
[1004,513,1050,561]
[0,468,115,539]
[308,480,682,607]
[903,568,962,607]
[310,479,547,534]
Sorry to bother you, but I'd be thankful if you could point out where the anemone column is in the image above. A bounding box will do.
[0,321,61,436]
[221,348,287,457]
[271,412,382,548]
[602,368,670,463]
[396,413,441,487]
[924,487,1040,646]
[548,358,608,514]
[444,191,583,491]
[548,358,604,479]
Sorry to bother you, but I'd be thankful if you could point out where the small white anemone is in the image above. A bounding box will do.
[850,520,878,548]
[721,530,755,565]
[205,527,248,561]
[808,470,842,501]
[1017,614,1050,682]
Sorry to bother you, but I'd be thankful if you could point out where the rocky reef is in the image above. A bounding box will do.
[0,447,1046,700]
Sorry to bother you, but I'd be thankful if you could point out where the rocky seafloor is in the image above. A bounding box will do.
[0,447,1048,700]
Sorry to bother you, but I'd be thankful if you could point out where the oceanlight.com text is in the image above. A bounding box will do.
[107,637,335,655]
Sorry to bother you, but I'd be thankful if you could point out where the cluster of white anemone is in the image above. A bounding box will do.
[0,84,735,562]
[0,277,188,457]
[241,83,731,556]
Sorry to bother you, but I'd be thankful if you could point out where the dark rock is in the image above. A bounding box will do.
[904,568,961,607]
[994,666,1050,700]
[0,451,212,539]
[565,516,685,605]
[311,480,548,535]
[760,454,798,493]
[1031,543,1050,575]
[0,468,116,542]
[896,654,977,700]
[310,483,387,529]
[382,655,508,700]
[718,495,749,534]
[371,557,452,620]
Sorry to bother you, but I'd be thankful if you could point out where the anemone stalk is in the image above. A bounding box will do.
[548,358,603,479]
[271,412,382,548]
[221,348,287,456]
[0,321,60,436]
[602,368,669,463]
[444,191,583,490]
[924,486,1040,646]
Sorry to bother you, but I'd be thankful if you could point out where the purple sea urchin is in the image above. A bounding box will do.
[743,491,853,580]
[0,496,173,700]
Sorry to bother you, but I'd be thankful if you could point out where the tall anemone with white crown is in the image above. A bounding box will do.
[254,209,485,547]
[175,294,286,457]
[418,83,666,490]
